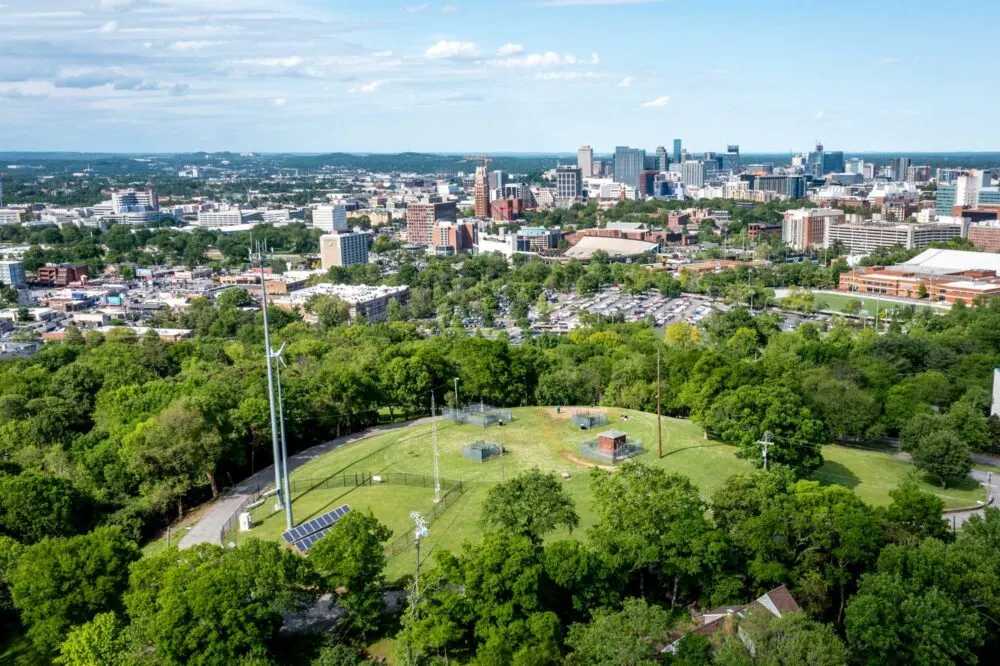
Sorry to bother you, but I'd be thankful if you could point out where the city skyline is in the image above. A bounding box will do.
[1,0,998,153]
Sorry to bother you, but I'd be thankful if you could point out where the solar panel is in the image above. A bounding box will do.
[280,504,352,548]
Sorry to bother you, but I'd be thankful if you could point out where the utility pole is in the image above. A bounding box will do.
[252,244,284,510]
[453,377,460,410]
[431,392,440,504]
[657,347,663,459]
[757,430,773,470]
[272,344,293,531]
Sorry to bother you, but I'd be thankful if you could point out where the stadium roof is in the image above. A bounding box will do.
[899,248,1000,274]
[564,236,658,260]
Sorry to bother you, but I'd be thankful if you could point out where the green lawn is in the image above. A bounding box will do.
[816,292,942,316]
[240,407,985,580]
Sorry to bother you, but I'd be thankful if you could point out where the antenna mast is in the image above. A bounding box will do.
[431,392,440,503]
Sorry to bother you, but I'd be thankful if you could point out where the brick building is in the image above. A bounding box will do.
[405,201,457,245]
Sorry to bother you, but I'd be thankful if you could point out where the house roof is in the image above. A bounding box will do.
[599,429,628,438]
[752,584,800,617]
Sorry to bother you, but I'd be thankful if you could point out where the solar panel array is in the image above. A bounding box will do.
[281,504,352,554]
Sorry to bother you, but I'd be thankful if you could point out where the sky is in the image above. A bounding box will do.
[1,0,999,154]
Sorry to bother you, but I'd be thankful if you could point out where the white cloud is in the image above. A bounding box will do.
[273,97,287,106]
[497,43,524,56]
[440,4,459,13]
[425,40,478,59]
[402,3,430,12]
[233,56,303,68]
[640,95,670,108]
[617,76,633,88]
[537,71,607,81]
[373,50,394,57]
[591,52,600,64]
[492,51,580,68]
[349,80,383,94]
[815,110,825,119]
[99,20,118,33]
[169,41,210,51]
[100,0,135,9]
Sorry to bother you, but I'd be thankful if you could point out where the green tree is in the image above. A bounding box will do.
[309,511,392,637]
[589,463,726,607]
[880,478,949,543]
[217,287,253,308]
[57,612,136,666]
[565,598,674,666]
[479,469,579,543]
[910,429,971,489]
[0,472,91,544]
[125,540,317,666]
[728,609,848,666]
[11,526,139,654]
[308,294,352,329]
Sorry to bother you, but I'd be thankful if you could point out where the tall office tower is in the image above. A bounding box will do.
[577,145,594,178]
[614,146,646,189]
[822,151,845,175]
[672,139,682,164]
[313,204,348,233]
[680,148,688,163]
[320,232,369,269]
[488,170,507,197]
[474,166,490,218]
[655,146,669,172]
[718,145,740,173]
[890,157,911,181]
[680,160,706,188]
[555,166,583,204]
[406,200,457,245]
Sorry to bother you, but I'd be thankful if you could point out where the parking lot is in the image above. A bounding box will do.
[531,287,719,332]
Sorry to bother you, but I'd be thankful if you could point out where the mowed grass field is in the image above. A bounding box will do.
[242,407,985,579]
[816,292,943,315]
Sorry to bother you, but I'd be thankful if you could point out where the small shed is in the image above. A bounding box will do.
[598,429,628,455]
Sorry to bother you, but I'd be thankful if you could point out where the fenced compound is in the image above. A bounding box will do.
[287,471,462,496]
[462,439,504,463]
[442,403,513,427]
[579,430,643,464]
[571,410,609,430]
[384,479,467,558]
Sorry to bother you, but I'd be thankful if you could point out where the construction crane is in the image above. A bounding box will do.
[464,155,492,170]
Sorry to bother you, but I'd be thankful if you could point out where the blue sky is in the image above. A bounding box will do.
[1,0,997,154]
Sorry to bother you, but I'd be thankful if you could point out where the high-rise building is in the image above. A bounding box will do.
[0,261,26,288]
[577,145,594,178]
[406,201,457,245]
[320,232,369,269]
[432,220,477,255]
[890,157,912,181]
[782,208,845,251]
[718,145,740,173]
[488,170,507,198]
[655,146,669,172]
[313,204,348,233]
[806,142,843,178]
[639,170,658,198]
[672,139,682,164]
[614,146,646,190]
[680,160,706,188]
[473,166,490,218]
[555,166,583,205]
[753,175,806,199]
[823,151,845,175]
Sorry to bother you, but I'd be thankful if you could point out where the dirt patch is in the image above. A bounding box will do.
[544,407,571,420]
[560,450,618,472]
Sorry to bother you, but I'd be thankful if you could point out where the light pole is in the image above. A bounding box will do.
[252,245,284,511]
[453,377,460,410]
[272,343,293,531]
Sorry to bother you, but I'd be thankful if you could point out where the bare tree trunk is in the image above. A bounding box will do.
[671,575,680,608]
[837,583,846,624]
[177,498,184,520]
[206,471,219,498]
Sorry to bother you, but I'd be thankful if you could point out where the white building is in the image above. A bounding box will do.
[276,283,408,323]
[577,145,594,178]
[195,208,263,228]
[0,209,23,225]
[320,232,369,269]
[823,219,966,254]
[313,205,348,233]
[476,232,516,258]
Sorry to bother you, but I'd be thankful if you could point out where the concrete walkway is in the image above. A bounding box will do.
[179,417,433,549]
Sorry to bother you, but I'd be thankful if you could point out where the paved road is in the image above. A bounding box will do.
[943,469,997,530]
[179,417,433,549]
